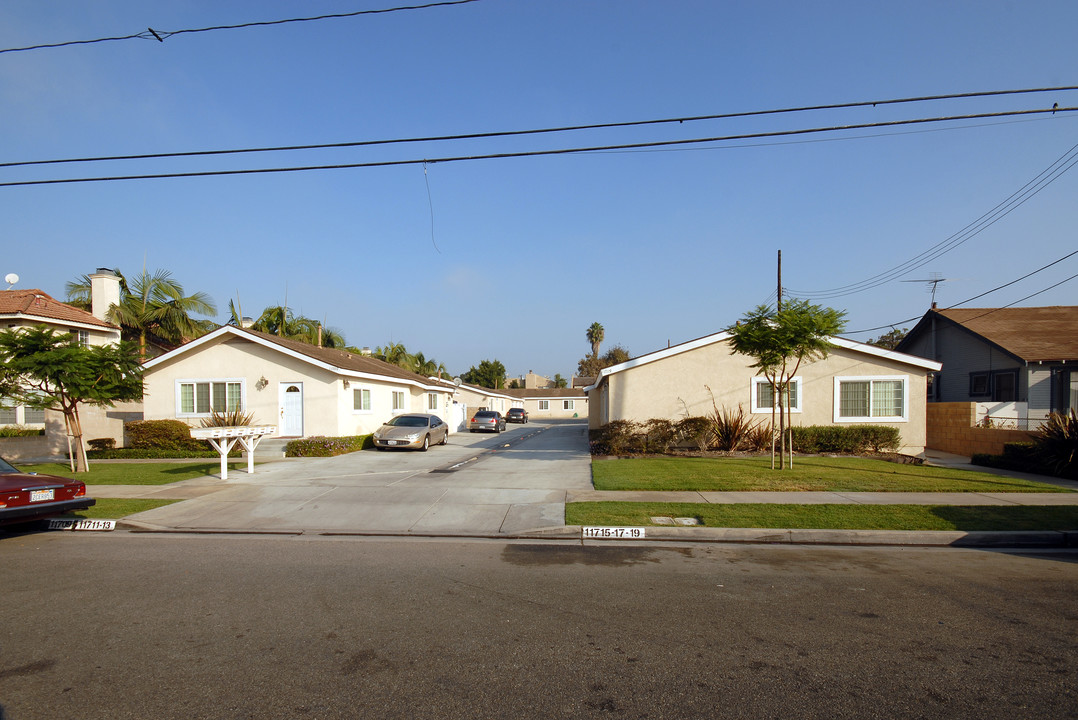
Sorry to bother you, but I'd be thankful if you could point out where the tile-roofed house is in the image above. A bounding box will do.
[143,325,458,438]
[0,285,124,439]
[896,306,1078,427]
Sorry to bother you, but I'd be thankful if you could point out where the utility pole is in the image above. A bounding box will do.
[777,250,782,312]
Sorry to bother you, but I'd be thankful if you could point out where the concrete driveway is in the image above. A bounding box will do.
[122,420,594,535]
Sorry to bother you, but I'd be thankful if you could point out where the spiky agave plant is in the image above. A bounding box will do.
[200,408,257,428]
[1035,410,1078,476]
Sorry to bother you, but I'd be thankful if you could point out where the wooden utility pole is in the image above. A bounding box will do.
[777,250,782,312]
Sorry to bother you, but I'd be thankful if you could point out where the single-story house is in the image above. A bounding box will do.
[502,388,588,419]
[142,326,457,438]
[585,330,941,456]
[895,305,1078,428]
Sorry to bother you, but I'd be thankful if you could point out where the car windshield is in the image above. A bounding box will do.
[386,415,429,428]
[474,412,496,418]
[0,457,18,473]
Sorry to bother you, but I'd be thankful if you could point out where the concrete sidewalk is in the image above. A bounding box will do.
[82,441,1078,548]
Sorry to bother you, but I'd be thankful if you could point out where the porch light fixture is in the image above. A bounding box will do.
[255,376,268,391]
[343,379,350,389]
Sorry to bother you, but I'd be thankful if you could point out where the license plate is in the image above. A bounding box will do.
[30,489,54,503]
[387,440,399,445]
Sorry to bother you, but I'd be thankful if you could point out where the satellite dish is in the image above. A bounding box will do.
[453,377,463,387]
[4,273,18,288]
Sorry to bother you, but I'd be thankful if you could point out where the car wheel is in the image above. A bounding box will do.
[440,432,448,445]
[420,435,430,451]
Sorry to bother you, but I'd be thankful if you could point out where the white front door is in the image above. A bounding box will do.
[279,383,304,436]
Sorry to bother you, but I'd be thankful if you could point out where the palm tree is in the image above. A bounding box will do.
[251,306,345,348]
[68,269,216,360]
[375,342,410,367]
[586,322,605,360]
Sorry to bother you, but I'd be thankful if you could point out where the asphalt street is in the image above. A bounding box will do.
[1,534,1075,719]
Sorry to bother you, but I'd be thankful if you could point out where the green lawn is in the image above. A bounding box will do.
[22,461,248,485]
[566,502,1078,531]
[592,456,1070,493]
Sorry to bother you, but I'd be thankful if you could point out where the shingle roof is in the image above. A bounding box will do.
[933,306,1078,362]
[0,288,115,329]
[227,327,457,389]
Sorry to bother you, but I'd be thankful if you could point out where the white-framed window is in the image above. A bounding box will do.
[563,400,575,411]
[177,379,244,416]
[427,393,438,411]
[834,376,908,422]
[750,377,802,413]
[352,388,371,412]
[0,401,46,425]
[70,329,90,347]
[392,391,406,412]
[538,400,550,411]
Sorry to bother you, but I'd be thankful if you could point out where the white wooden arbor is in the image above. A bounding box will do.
[190,425,277,480]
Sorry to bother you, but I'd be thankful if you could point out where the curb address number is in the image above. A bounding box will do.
[582,526,646,539]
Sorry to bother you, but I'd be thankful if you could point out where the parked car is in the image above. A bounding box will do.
[505,408,529,424]
[469,410,506,433]
[0,456,95,527]
[373,413,449,451]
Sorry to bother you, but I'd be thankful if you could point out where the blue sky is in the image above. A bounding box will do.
[2,1,1076,380]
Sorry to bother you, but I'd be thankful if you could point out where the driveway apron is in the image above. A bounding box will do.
[124,421,594,535]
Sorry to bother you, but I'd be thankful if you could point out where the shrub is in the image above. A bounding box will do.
[285,435,371,457]
[590,420,644,455]
[791,425,900,454]
[87,437,116,451]
[743,422,774,452]
[88,448,236,459]
[1035,410,1078,477]
[0,425,45,438]
[676,416,713,451]
[125,419,204,451]
[710,404,756,451]
[643,419,678,454]
[200,407,257,427]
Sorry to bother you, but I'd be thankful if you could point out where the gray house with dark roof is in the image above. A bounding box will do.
[895,306,1078,426]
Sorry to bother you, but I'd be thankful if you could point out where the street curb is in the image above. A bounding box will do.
[114,520,1078,548]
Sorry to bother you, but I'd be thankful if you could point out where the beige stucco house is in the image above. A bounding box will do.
[0,271,141,459]
[585,330,942,455]
[142,326,457,438]
[503,388,588,419]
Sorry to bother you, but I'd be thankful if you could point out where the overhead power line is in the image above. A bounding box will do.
[3,85,1077,170]
[0,0,482,54]
[1,106,1075,188]
[845,250,1078,335]
[788,141,1078,299]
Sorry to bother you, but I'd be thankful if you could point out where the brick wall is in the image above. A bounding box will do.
[926,402,1036,457]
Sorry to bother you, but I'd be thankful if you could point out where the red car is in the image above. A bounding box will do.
[0,456,95,527]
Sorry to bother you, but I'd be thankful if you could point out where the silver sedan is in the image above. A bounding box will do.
[372,413,449,451]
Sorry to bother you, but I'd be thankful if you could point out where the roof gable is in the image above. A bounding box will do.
[589,328,940,388]
[144,326,456,391]
[0,289,116,330]
[903,307,1078,363]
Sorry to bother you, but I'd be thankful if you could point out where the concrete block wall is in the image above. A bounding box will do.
[927,402,1036,457]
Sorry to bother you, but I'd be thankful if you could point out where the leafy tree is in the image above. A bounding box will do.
[729,299,846,469]
[0,326,143,472]
[508,379,521,389]
[867,327,908,350]
[68,268,217,360]
[553,373,568,388]
[461,359,507,389]
[577,344,631,377]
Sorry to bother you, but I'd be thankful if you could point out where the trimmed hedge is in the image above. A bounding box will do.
[126,419,204,451]
[0,426,45,438]
[87,448,238,459]
[591,418,900,456]
[972,441,1075,479]
[285,435,372,457]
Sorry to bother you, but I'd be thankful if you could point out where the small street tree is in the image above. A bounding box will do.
[729,299,846,469]
[0,326,143,472]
